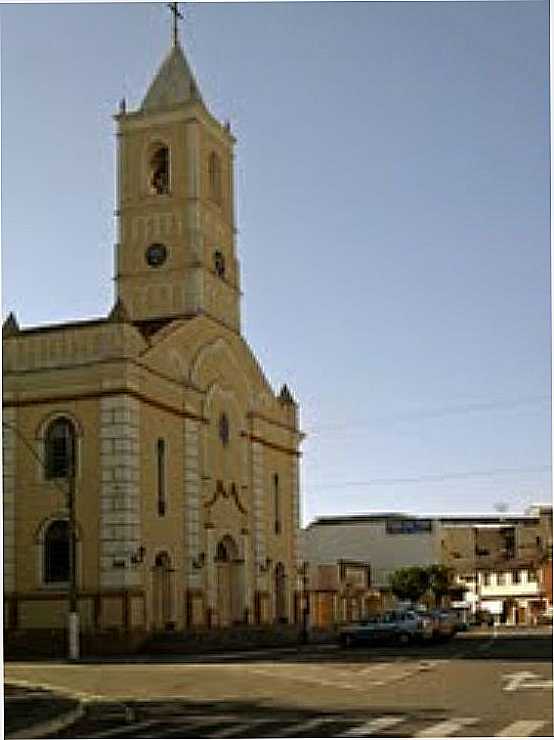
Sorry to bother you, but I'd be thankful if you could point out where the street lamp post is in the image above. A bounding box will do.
[67,457,80,660]
[300,561,310,644]
[2,420,80,660]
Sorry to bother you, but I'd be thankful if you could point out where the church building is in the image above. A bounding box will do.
[3,21,303,652]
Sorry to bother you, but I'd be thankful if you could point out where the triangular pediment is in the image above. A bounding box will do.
[141,43,203,112]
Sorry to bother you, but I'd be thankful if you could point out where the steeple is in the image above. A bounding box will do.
[141,42,204,112]
[115,7,239,331]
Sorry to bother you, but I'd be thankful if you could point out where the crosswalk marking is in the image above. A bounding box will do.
[90,719,161,738]
[415,717,479,737]
[203,721,258,738]
[274,716,340,736]
[202,718,274,738]
[340,715,405,737]
[495,720,547,737]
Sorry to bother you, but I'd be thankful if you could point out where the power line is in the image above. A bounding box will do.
[307,464,552,489]
[304,395,550,435]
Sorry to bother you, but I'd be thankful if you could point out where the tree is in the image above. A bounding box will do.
[388,566,430,604]
[427,564,452,608]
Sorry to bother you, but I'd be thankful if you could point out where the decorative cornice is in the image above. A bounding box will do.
[3,388,208,424]
[241,431,301,458]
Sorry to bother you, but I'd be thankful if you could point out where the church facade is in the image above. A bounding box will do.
[3,37,303,650]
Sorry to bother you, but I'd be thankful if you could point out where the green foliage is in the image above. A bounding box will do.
[427,564,452,607]
[388,564,453,607]
[388,566,430,603]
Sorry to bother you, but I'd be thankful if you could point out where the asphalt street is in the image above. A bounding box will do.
[5,628,553,738]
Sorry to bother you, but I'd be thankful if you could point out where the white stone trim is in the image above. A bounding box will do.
[252,441,266,588]
[3,407,17,592]
[291,454,301,570]
[184,418,202,588]
[99,395,141,588]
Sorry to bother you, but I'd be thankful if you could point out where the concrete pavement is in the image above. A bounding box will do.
[4,629,552,738]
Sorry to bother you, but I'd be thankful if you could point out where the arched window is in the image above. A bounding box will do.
[45,418,76,479]
[274,473,281,534]
[149,145,170,195]
[44,520,70,583]
[213,250,226,279]
[157,438,166,516]
[275,562,287,623]
[208,151,222,203]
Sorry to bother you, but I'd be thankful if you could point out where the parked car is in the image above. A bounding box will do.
[339,610,433,647]
[428,609,458,641]
[469,610,494,627]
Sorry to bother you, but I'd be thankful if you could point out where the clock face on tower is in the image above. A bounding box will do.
[145,243,168,267]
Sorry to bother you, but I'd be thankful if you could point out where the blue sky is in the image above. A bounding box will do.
[2,2,551,524]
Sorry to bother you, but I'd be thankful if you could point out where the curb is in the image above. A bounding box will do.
[5,680,91,740]
[7,704,85,740]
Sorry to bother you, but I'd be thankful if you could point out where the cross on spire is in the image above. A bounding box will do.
[167,2,183,47]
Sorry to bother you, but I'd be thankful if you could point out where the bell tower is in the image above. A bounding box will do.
[114,17,241,331]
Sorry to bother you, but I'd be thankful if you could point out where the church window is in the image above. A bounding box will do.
[157,438,166,516]
[149,145,170,195]
[274,473,281,534]
[219,413,229,446]
[216,540,229,562]
[214,250,226,279]
[44,520,70,583]
[208,151,222,203]
[45,418,76,479]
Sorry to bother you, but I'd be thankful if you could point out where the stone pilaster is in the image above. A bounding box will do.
[205,525,216,620]
[3,407,17,593]
[99,395,141,588]
[291,453,301,569]
[252,441,266,589]
[184,417,202,589]
[241,528,253,623]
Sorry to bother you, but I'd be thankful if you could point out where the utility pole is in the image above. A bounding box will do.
[2,420,80,660]
[67,453,79,660]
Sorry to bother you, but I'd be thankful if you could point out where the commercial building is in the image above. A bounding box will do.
[302,507,552,627]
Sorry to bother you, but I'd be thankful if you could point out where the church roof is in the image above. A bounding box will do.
[141,42,203,112]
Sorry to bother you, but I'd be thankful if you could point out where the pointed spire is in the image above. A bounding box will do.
[108,298,130,323]
[2,312,20,338]
[279,384,297,406]
[141,42,203,112]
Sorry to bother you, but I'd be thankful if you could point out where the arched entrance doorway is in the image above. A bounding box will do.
[215,536,243,626]
[152,551,174,630]
[274,562,287,623]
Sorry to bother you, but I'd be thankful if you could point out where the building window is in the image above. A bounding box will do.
[512,569,521,584]
[214,250,226,279]
[219,413,229,446]
[149,145,169,195]
[528,569,537,582]
[157,438,166,516]
[44,520,70,584]
[497,572,506,586]
[208,151,222,203]
[45,418,76,479]
[274,473,281,535]
[483,572,491,586]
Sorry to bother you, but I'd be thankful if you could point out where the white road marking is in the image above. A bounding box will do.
[203,720,271,738]
[90,715,238,738]
[414,717,479,737]
[90,719,162,738]
[340,715,405,737]
[503,671,553,692]
[274,716,340,736]
[495,720,547,737]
